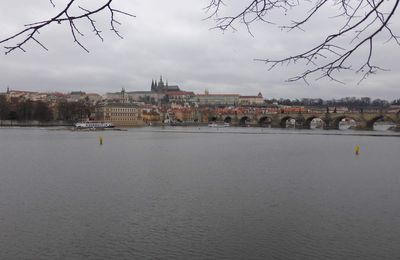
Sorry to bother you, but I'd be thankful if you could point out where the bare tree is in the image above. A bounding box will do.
[0,0,134,54]
[206,0,399,83]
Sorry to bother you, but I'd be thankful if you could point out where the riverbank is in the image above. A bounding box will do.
[0,120,71,127]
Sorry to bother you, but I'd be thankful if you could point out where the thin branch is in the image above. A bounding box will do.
[1,0,135,54]
[207,0,400,83]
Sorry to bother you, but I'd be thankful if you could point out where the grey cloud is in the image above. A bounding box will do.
[0,0,399,100]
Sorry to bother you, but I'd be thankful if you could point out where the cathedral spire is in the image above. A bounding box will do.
[158,75,165,89]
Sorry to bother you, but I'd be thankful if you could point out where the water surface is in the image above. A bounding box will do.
[0,127,399,259]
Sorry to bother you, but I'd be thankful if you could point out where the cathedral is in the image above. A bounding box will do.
[151,76,180,93]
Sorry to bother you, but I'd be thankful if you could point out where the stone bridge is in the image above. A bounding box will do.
[205,111,400,130]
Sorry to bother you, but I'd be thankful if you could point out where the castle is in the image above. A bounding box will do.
[151,76,180,93]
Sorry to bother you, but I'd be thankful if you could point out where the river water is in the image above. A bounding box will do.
[0,127,400,259]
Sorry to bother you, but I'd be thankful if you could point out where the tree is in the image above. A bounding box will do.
[0,0,134,54]
[17,100,35,120]
[57,99,74,121]
[206,0,399,83]
[0,95,10,120]
[392,99,400,105]
[57,99,88,121]
[34,101,53,121]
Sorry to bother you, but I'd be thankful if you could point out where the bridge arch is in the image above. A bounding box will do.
[331,115,358,130]
[239,116,250,127]
[304,116,326,129]
[224,116,232,123]
[367,115,397,130]
[208,116,218,122]
[259,116,272,127]
[280,116,296,128]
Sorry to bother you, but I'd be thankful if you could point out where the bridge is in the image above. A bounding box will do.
[202,111,400,130]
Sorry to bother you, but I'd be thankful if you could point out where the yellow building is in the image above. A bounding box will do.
[96,103,143,126]
[142,109,161,124]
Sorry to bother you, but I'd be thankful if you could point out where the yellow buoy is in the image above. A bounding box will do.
[354,145,360,155]
[99,136,103,145]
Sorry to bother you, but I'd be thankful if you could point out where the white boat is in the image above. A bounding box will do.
[75,121,115,129]
[208,122,218,127]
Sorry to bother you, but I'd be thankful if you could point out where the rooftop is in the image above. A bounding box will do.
[196,94,240,97]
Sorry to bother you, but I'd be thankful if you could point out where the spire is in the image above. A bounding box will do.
[121,87,126,103]
[151,80,155,91]
[159,75,164,88]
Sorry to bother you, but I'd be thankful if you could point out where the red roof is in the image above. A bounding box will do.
[166,91,195,96]
[240,96,263,99]
[196,94,240,97]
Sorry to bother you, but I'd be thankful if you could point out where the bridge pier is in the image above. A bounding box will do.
[354,121,373,130]
[322,116,339,130]
[270,121,282,128]
[323,124,339,130]
[294,116,308,129]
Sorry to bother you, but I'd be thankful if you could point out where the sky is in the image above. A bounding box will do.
[0,0,399,100]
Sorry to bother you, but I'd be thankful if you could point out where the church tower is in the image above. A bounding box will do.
[151,75,176,92]
[120,87,127,103]
[158,76,165,90]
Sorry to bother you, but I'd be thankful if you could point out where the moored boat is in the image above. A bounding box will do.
[75,121,115,129]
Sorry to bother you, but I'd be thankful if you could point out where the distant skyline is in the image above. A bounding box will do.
[1,0,399,100]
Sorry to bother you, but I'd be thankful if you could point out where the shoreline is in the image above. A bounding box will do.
[0,120,71,127]
[1,123,399,137]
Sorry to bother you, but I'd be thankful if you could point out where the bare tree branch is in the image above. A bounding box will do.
[0,0,135,54]
[207,0,400,83]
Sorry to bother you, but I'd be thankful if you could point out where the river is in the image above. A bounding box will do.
[0,127,399,259]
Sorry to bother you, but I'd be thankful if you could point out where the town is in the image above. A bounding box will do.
[1,76,400,130]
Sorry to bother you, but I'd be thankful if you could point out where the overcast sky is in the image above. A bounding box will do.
[0,0,399,99]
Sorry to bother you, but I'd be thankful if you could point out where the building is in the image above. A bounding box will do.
[105,88,130,103]
[126,91,165,104]
[239,93,264,106]
[141,106,162,124]
[170,107,197,122]
[166,91,195,104]
[104,77,186,105]
[6,89,43,102]
[86,93,102,104]
[151,76,180,92]
[195,90,240,106]
[67,91,87,102]
[96,103,143,126]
